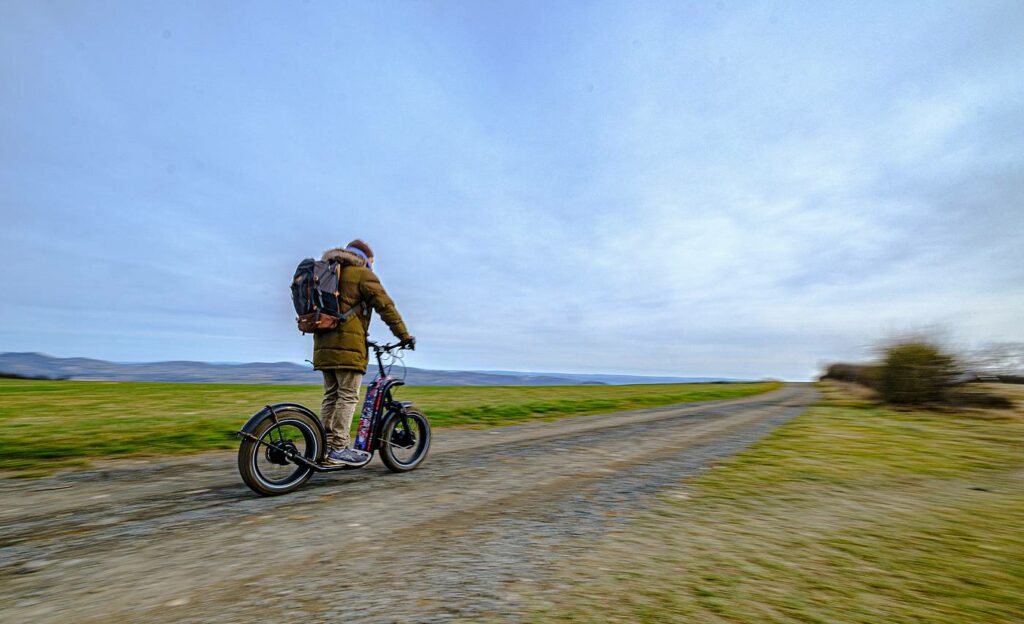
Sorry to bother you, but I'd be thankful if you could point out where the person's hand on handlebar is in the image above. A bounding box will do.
[399,335,416,350]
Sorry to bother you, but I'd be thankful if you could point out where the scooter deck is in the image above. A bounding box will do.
[236,430,372,472]
[311,460,371,472]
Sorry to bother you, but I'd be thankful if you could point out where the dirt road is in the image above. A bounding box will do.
[0,384,815,623]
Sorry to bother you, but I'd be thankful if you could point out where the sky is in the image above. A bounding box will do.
[1,1,1022,380]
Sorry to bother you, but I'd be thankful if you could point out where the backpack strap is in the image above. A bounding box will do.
[337,301,366,321]
[334,263,369,322]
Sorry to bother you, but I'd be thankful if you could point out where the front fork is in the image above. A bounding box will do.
[384,400,416,446]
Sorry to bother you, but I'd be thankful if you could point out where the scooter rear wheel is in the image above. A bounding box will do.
[238,409,322,496]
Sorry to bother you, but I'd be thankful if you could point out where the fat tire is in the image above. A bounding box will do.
[237,409,321,496]
[378,408,431,473]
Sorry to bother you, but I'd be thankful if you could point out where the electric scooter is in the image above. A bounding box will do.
[236,341,430,496]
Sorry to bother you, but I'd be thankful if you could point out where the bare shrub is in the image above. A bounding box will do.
[966,342,1024,377]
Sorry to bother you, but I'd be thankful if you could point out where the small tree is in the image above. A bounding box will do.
[878,340,959,405]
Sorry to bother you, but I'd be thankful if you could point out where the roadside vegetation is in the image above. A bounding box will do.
[822,337,1016,408]
[532,382,1023,623]
[0,379,777,475]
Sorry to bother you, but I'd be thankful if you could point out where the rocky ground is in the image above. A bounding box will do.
[0,384,815,623]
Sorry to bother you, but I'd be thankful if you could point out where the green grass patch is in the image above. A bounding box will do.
[534,382,1024,623]
[0,379,776,475]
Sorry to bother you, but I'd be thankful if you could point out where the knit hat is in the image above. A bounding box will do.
[346,239,374,259]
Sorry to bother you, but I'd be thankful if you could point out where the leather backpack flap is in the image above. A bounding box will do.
[315,314,340,331]
[297,312,340,334]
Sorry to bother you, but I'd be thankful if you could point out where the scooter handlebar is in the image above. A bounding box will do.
[367,340,410,353]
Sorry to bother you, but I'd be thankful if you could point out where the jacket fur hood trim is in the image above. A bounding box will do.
[321,247,367,267]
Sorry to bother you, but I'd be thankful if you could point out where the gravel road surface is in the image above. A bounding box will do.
[0,383,815,623]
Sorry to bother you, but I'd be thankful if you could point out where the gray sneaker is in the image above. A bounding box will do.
[324,448,370,466]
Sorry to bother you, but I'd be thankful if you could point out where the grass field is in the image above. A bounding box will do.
[0,379,777,475]
[533,382,1024,623]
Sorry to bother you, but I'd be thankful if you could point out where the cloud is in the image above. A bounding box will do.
[1,1,1022,379]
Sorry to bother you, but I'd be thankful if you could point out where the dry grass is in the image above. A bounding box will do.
[530,382,1024,623]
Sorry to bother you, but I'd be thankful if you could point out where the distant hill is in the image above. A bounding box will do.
[0,352,735,386]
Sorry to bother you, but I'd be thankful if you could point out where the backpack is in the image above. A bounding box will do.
[291,258,364,334]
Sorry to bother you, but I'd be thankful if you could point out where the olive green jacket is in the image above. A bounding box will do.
[312,248,410,373]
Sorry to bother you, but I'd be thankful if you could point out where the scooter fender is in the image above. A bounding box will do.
[239,403,327,458]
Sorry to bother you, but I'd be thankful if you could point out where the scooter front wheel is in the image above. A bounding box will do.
[238,408,322,496]
[378,408,431,473]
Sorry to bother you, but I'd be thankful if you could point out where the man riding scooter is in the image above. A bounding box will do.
[313,239,415,465]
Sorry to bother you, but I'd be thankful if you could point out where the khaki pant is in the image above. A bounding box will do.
[320,369,363,450]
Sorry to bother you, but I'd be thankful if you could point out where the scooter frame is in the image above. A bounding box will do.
[235,345,416,472]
